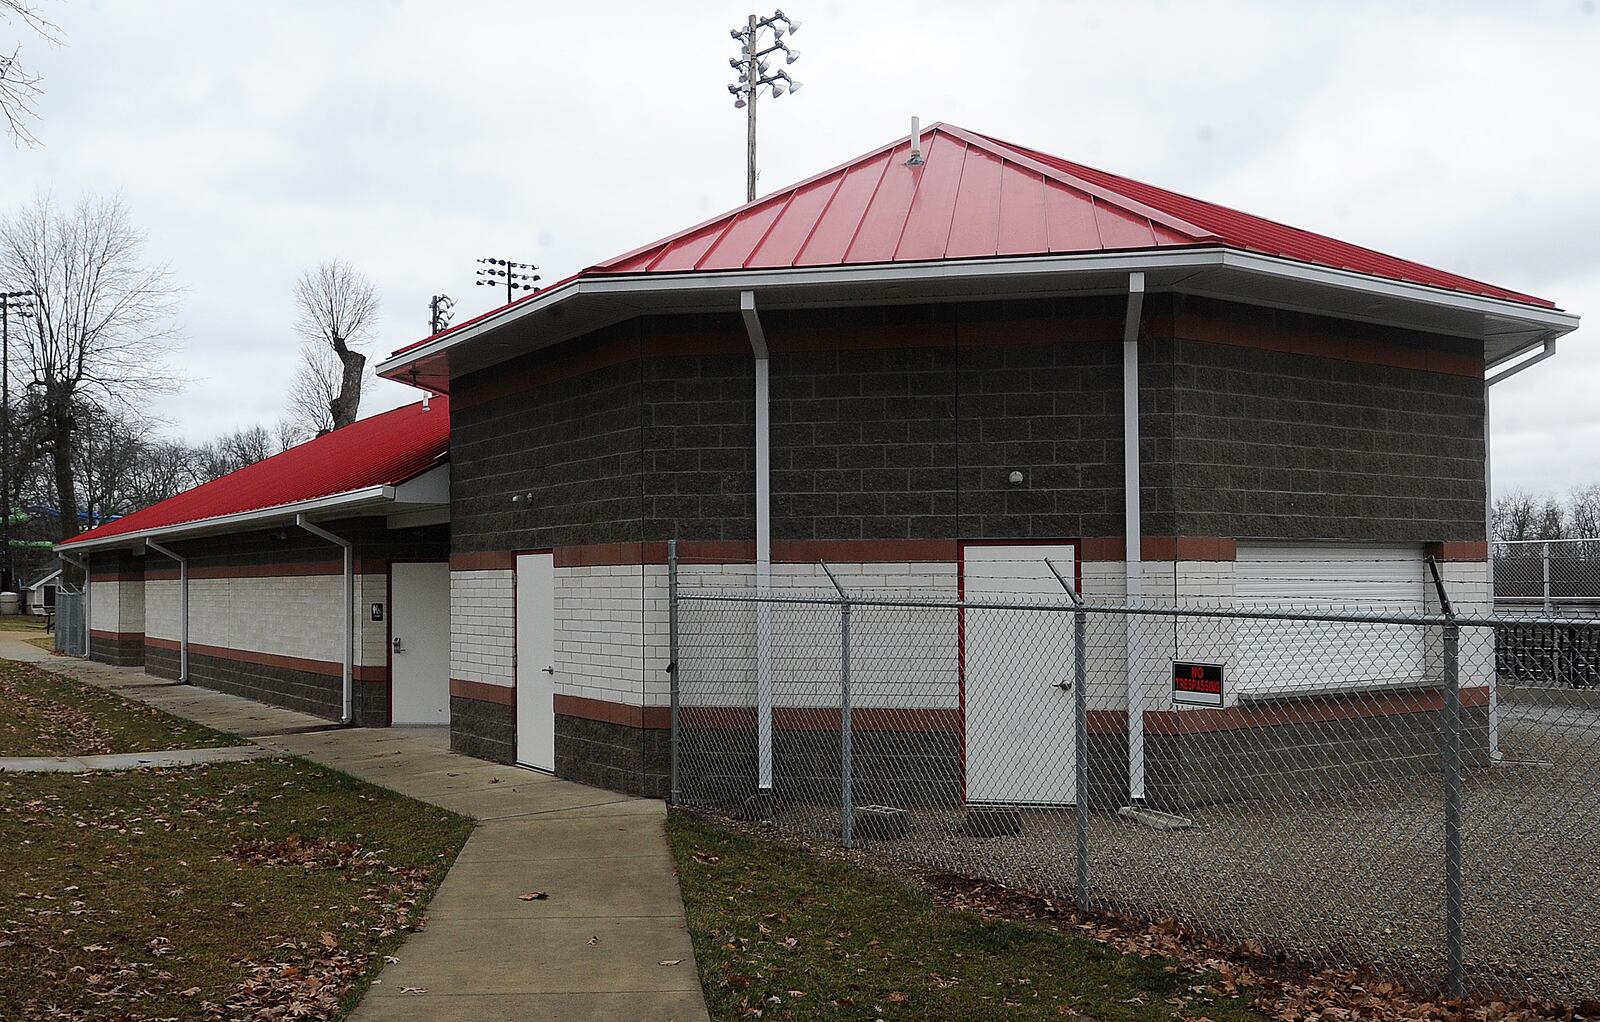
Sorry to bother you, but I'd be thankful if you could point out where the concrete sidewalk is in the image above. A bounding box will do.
[3,637,709,1022]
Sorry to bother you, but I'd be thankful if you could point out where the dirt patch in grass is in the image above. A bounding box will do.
[667,812,1272,1022]
[0,658,241,756]
[0,758,474,1021]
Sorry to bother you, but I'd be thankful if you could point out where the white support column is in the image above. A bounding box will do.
[145,539,188,682]
[1483,380,1501,759]
[741,290,775,793]
[296,515,354,724]
[1122,271,1147,804]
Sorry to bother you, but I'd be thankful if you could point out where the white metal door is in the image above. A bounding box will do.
[962,543,1078,805]
[390,562,450,725]
[1233,543,1428,696]
[516,552,556,771]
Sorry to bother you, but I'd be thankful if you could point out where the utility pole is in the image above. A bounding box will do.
[475,258,539,305]
[728,10,802,202]
[0,290,36,595]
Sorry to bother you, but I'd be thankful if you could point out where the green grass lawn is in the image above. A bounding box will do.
[0,760,474,1021]
[0,658,242,756]
[669,813,1272,1022]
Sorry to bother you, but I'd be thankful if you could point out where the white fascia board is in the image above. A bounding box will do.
[55,485,397,554]
[375,246,1578,379]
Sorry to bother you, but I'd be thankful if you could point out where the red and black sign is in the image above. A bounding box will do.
[1172,661,1224,707]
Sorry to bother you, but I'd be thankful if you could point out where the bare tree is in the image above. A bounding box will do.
[286,337,350,438]
[293,260,378,430]
[1567,485,1600,539]
[195,424,276,482]
[1,1,57,145]
[0,192,179,540]
[273,417,306,453]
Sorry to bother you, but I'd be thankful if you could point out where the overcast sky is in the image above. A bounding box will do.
[3,0,1597,495]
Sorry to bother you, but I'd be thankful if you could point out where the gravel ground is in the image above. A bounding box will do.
[701,702,1600,1004]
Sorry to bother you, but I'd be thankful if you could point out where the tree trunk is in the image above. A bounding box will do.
[328,344,366,430]
[51,414,79,541]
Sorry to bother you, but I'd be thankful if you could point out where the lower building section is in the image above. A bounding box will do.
[89,630,145,667]
[676,685,1492,813]
[449,683,515,764]
[145,639,345,721]
[554,712,671,799]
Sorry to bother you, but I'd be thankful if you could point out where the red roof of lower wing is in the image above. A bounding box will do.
[61,398,450,546]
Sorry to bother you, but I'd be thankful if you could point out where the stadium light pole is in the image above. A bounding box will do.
[0,289,36,594]
[729,10,802,202]
[428,293,455,335]
[476,258,540,305]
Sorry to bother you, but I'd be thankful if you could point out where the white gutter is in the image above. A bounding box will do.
[740,290,775,794]
[1122,272,1147,805]
[377,247,1577,378]
[60,550,89,658]
[1481,332,1559,761]
[295,515,354,725]
[144,539,188,682]
[1486,335,1558,386]
[56,484,399,554]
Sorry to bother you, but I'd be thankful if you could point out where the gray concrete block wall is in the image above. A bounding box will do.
[451,330,645,554]
[450,695,515,764]
[1169,299,1486,544]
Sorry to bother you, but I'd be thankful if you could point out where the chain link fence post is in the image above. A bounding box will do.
[1443,617,1464,997]
[822,561,853,849]
[1073,595,1089,913]
[667,539,681,807]
[1429,554,1465,998]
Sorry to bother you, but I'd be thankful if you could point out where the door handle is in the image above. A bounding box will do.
[542,665,554,674]
[392,636,404,653]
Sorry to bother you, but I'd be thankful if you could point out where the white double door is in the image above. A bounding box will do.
[390,562,450,725]
[515,552,556,771]
[962,543,1078,805]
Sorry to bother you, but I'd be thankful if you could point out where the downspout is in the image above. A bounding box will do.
[61,550,89,658]
[1122,271,1147,805]
[740,290,774,796]
[296,515,354,725]
[144,540,188,682]
[1482,333,1556,761]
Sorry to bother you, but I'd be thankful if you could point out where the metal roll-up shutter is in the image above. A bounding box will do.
[1233,543,1428,695]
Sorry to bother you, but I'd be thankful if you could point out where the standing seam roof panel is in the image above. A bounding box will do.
[892,135,968,262]
[945,146,1006,259]
[793,151,895,266]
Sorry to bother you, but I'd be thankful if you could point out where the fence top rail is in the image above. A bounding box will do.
[1495,537,1600,547]
[675,587,1600,629]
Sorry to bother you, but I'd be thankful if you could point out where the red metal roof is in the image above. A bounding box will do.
[386,122,1552,365]
[61,398,450,546]
[589,122,1552,308]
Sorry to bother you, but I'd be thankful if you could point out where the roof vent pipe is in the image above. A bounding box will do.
[906,116,924,166]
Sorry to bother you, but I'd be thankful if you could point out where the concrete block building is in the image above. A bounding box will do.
[61,401,451,727]
[64,123,1578,810]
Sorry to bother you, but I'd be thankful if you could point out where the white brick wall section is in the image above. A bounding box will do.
[556,563,647,705]
[451,569,514,687]
[140,572,385,666]
[181,575,344,662]
[88,580,121,631]
[145,579,180,641]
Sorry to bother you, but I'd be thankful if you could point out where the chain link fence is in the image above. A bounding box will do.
[1494,539,1600,690]
[668,548,1600,1006]
[53,586,84,656]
